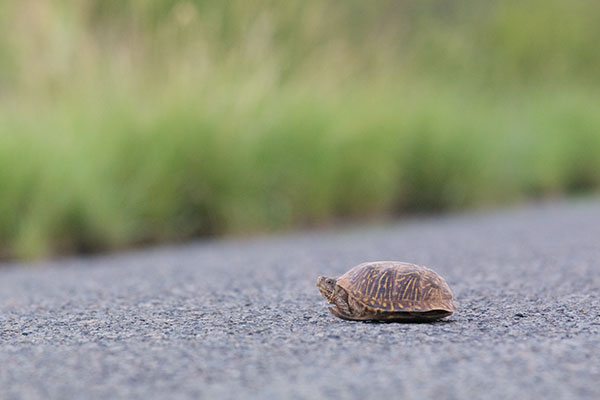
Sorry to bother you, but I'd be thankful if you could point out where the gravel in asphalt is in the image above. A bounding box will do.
[1,199,599,399]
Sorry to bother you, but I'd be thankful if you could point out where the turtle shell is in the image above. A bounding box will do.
[336,261,458,313]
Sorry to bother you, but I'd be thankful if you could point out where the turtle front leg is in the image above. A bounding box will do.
[330,285,354,319]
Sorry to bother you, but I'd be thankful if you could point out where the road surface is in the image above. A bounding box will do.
[1,199,599,399]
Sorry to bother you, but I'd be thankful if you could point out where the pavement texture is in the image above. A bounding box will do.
[1,199,599,400]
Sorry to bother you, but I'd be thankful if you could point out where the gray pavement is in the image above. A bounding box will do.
[1,199,599,399]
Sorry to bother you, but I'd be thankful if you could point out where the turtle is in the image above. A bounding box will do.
[316,261,458,321]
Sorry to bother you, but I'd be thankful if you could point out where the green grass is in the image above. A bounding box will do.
[1,0,600,259]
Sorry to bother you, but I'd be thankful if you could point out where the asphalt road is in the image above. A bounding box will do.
[1,199,599,400]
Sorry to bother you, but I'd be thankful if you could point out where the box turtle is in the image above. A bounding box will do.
[316,261,458,321]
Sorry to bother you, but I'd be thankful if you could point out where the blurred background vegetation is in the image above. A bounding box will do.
[1,0,600,260]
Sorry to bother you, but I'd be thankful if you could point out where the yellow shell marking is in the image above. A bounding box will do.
[401,277,411,300]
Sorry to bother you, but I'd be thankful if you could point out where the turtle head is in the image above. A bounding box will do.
[316,276,337,302]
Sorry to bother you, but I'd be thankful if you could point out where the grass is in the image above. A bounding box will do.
[1,0,600,260]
